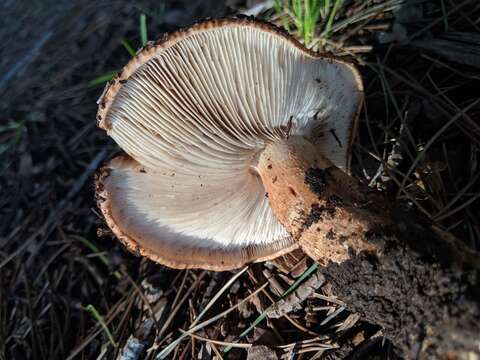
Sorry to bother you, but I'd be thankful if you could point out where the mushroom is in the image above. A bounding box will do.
[95,18,365,270]
[95,18,480,358]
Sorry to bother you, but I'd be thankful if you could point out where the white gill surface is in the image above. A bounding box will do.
[103,24,360,250]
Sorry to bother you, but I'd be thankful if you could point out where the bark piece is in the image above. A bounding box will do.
[266,271,325,318]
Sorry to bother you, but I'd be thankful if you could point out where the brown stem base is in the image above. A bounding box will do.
[323,242,480,358]
[257,136,480,358]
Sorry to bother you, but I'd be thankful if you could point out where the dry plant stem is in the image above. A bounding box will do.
[257,136,480,358]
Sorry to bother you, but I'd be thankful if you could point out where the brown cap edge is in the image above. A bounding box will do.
[95,154,299,271]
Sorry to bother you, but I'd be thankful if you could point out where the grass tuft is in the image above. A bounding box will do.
[273,0,343,45]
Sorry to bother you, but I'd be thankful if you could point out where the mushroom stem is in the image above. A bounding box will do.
[257,135,479,269]
[257,135,392,266]
[258,136,480,357]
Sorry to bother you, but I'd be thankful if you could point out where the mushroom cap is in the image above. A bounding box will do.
[95,18,363,270]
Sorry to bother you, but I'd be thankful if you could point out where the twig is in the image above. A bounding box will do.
[157,271,207,339]
[396,99,480,198]
[179,329,252,349]
[156,282,269,359]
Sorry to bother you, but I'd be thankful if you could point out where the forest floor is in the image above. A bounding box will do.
[1,0,479,359]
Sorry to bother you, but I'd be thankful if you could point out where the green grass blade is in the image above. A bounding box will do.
[73,235,122,279]
[87,70,118,87]
[84,304,118,348]
[157,282,268,359]
[0,120,23,133]
[304,0,322,45]
[304,0,312,43]
[140,13,148,46]
[231,312,267,345]
[324,0,343,38]
[323,0,330,16]
[291,0,304,36]
[280,0,323,45]
[224,262,319,353]
[121,39,136,57]
[283,262,318,297]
